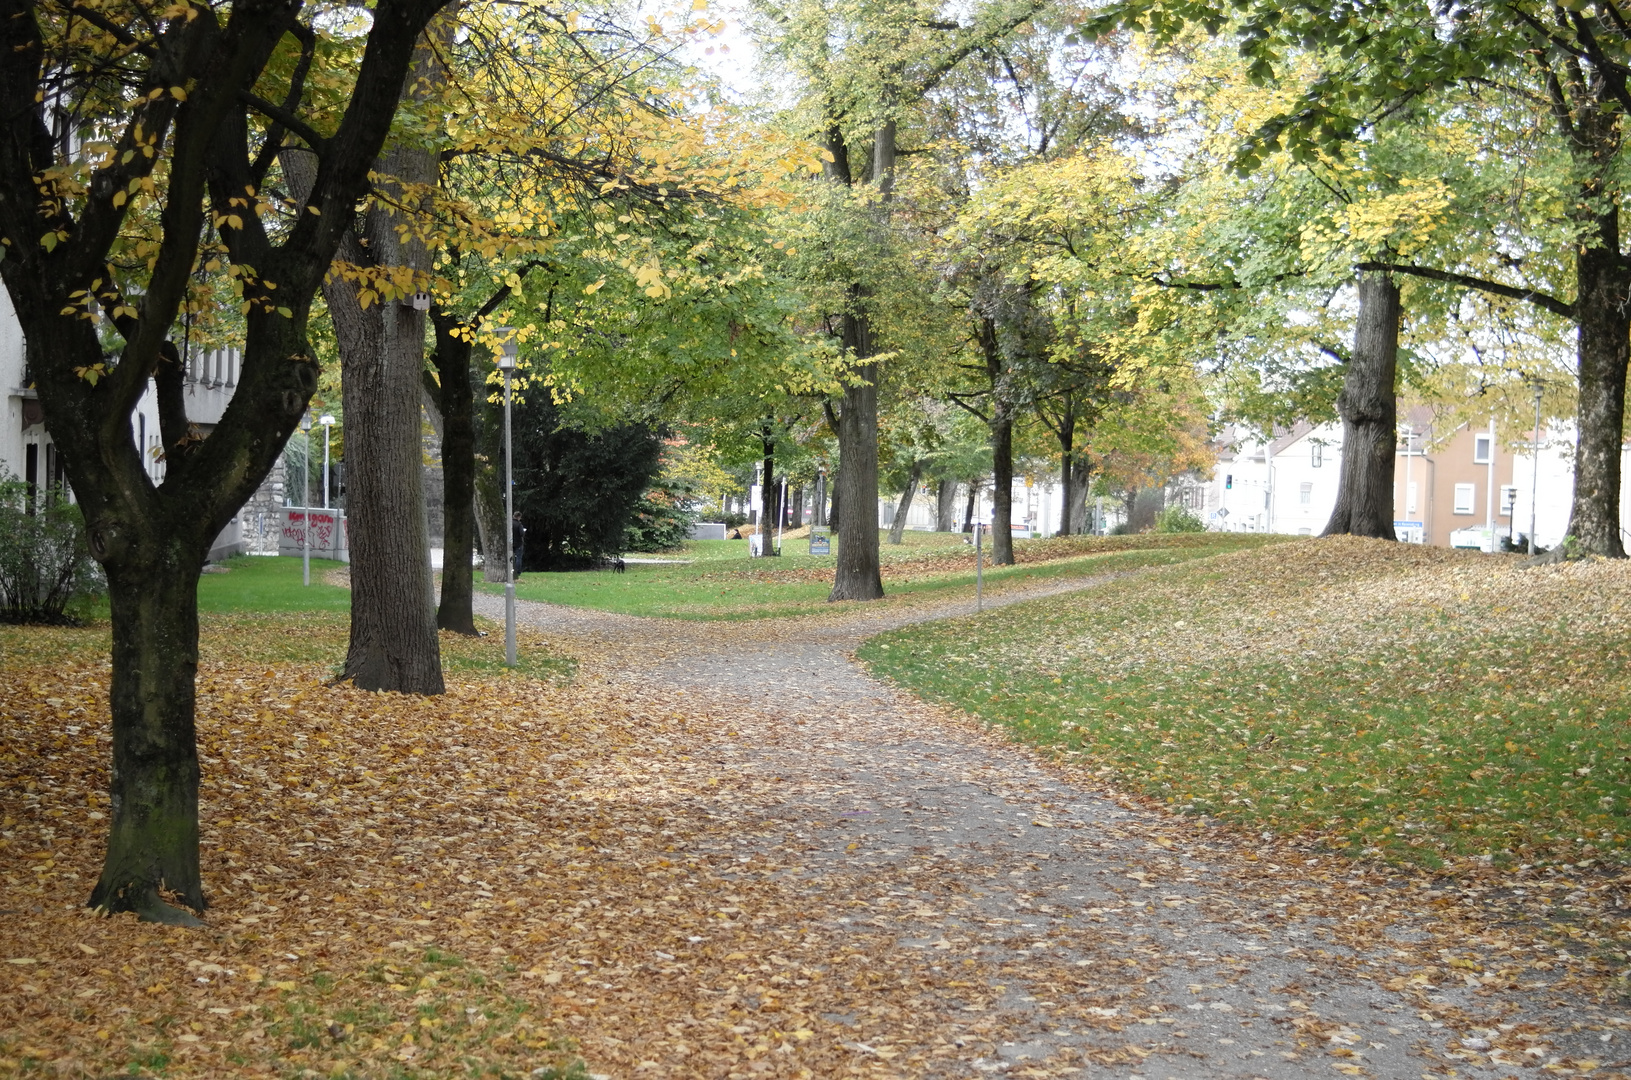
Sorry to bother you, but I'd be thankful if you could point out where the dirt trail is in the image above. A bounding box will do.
[474,577,1625,1079]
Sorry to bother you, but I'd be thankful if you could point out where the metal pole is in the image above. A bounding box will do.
[322,425,331,509]
[1530,385,1542,556]
[776,476,787,555]
[975,521,983,612]
[1484,416,1496,551]
[504,367,516,668]
[302,423,310,586]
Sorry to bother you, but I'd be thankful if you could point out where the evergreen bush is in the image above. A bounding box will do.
[0,475,104,623]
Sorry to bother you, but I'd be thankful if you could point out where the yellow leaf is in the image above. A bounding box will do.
[170,86,187,101]
[112,190,127,208]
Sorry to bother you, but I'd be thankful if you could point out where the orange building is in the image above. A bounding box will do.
[1393,407,1520,549]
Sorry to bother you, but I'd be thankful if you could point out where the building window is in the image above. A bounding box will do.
[1454,483,1476,515]
[1312,442,1323,467]
[1474,433,1493,464]
[1299,481,1313,505]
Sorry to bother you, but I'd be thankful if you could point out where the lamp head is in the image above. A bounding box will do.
[300,414,312,432]
[493,327,519,370]
[319,414,335,427]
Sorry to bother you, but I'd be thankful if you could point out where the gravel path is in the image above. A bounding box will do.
[473,578,1623,1079]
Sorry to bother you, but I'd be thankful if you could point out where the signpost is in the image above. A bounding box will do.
[809,526,831,556]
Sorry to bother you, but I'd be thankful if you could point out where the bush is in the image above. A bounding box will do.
[0,476,104,623]
[719,510,750,529]
[624,478,697,552]
[1153,505,1207,534]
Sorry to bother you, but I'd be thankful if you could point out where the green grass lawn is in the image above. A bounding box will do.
[859,537,1631,869]
[482,531,1283,619]
[2,555,573,681]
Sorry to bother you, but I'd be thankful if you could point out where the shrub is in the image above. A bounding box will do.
[1153,505,1207,534]
[0,475,104,623]
[624,478,697,552]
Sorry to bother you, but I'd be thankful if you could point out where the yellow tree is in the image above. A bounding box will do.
[0,0,449,922]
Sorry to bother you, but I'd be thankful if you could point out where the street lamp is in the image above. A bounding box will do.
[300,413,312,587]
[495,328,519,667]
[319,414,335,509]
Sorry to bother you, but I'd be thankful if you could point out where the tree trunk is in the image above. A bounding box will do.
[759,430,779,549]
[830,349,884,600]
[813,472,827,527]
[430,316,478,633]
[963,481,980,532]
[1323,273,1400,540]
[936,479,958,532]
[1066,457,1092,534]
[326,135,444,693]
[87,554,206,926]
[888,460,923,544]
[990,410,1015,565]
[980,317,1016,565]
[788,485,804,528]
[1568,241,1630,556]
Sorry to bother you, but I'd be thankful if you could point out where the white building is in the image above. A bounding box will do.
[1,298,253,560]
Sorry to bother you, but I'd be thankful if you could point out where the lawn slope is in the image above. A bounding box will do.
[861,537,1631,869]
[486,531,1283,619]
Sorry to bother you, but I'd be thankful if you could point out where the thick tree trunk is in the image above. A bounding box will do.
[888,460,923,544]
[759,431,779,549]
[1569,242,1630,556]
[936,479,958,532]
[327,134,444,693]
[88,555,206,926]
[831,351,884,599]
[812,472,828,527]
[990,410,1015,565]
[474,472,506,583]
[1323,273,1400,540]
[430,317,478,633]
[1066,457,1092,534]
[963,481,980,532]
[789,485,805,528]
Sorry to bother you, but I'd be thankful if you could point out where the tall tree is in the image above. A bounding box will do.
[0,0,447,922]
[1095,0,1631,555]
[753,0,1047,599]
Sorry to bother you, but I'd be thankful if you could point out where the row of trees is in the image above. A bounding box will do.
[9,0,1626,923]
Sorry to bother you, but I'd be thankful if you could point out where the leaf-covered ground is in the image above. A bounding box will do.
[861,537,1631,870]
[4,541,1631,1078]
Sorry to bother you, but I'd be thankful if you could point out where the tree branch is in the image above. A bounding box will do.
[1355,261,1574,320]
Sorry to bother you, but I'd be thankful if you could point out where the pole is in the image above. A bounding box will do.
[322,425,331,509]
[504,366,516,668]
[302,423,310,587]
[975,521,983,612]
[1530,385,1542,556]
[776,476,787,555]
[1484,416,1496,551]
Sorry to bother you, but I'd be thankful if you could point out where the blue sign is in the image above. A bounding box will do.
[809,528,831,555]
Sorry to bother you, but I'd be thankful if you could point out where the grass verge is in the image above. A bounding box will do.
[859,537,1631,870]
[0,554,575,682]
[483,531,1283,619]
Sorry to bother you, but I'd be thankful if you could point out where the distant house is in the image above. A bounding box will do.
[1201,410,1631,552]
[1204,421,1343,536]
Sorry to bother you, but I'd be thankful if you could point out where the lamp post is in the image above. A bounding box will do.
[300,413,312,586]
[495,329,518,667]
[319,414,335,509]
